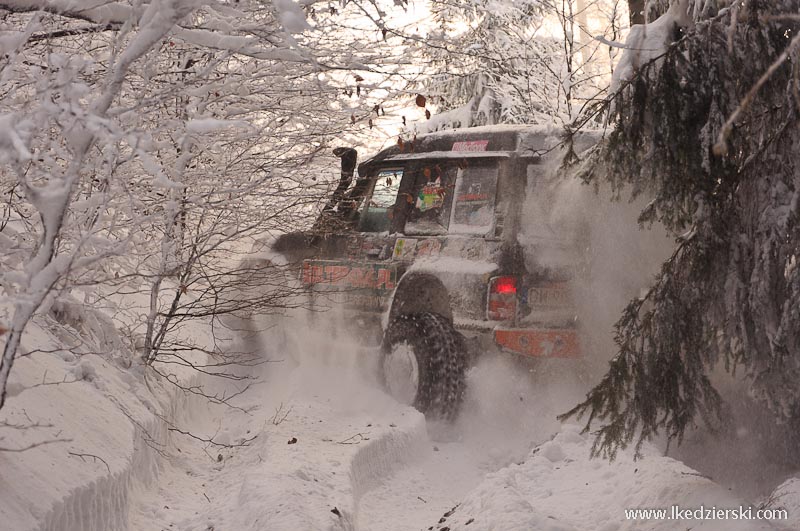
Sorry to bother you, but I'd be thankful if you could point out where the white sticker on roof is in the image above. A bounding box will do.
[452,140,488,152]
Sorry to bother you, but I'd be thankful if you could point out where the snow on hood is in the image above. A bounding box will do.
[432,424,777,530]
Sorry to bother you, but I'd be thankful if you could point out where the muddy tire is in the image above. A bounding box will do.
[382,312,468,421]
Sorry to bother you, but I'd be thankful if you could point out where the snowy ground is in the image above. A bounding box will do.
[427,424,795,531]
[2,305,799,531]
[129,360,430,530]
[127,313,800,531]
[126,316,570,531]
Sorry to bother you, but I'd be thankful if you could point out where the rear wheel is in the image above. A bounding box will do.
[382,312,468,421]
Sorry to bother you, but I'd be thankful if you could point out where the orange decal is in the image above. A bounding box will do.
[494,329,580,358]
[302,260,397,291]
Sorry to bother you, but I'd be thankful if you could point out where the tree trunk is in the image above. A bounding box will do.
[628,0,644,25]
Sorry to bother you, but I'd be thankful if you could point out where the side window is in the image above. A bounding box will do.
[358,168,402,232]
[449,165,499,234]
[405,165,457,235]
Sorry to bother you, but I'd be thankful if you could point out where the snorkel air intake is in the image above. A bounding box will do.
[329,147,358,207]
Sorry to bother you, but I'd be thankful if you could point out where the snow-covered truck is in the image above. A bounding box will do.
[271,126,586,419]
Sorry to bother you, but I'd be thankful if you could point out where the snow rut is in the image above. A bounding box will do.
[39,374,197,531]
[127,353,432,531]
[349,417,430,501]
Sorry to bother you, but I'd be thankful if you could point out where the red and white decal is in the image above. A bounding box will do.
[451,140,489,152]
[494,328,580,358]
[302,261,396,291]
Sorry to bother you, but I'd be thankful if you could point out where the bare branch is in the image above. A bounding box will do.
[68,451,111,474]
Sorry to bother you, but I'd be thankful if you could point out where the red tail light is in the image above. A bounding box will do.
[488,276,517,321]
[493,276,517,294]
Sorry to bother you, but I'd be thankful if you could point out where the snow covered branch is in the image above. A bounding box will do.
[0,0,132,24]
[0,0,407,413]
[563,0,800,457]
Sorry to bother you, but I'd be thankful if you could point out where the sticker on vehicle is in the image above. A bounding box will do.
[302,260,397,291]
[393,238,417,260]
[416,178,446,212]
[452,140,489,152]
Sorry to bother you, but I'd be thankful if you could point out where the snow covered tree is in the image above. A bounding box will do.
[561,0,800,458]
[417,0,627,129]
[421,0,560,126]
[0,0,409,410]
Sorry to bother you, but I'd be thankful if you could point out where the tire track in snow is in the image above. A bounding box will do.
[129,318,585,531]
[128,349,434,530]
[355,440,492,531]
[354,356,582,531]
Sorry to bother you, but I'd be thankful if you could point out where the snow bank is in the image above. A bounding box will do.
[0,315,154,531]
[431,424,781,530]
[765,477,800,529]
[0,290,211,531]
[229,357,430,528]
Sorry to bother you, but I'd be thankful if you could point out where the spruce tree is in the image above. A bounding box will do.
[561,0,800,458]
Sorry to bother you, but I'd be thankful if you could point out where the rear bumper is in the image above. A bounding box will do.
[493,328,580,358]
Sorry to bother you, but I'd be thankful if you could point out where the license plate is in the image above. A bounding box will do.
[527,283,572,309]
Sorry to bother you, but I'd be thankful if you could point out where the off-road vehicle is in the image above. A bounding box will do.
[271,125,589,420]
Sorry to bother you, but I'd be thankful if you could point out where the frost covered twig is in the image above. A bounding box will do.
[147,362,258,414]
[25,372,81,389]
[0,0,390,414]
[337,433,369,444]
[67,451,111,474]
[0,412,72,452]
[713,30,800,156]
[0,437,72,452]
[155,411,257,448]
[27,23,121,42]
[0,1,187,412]
[270,402,292,425]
